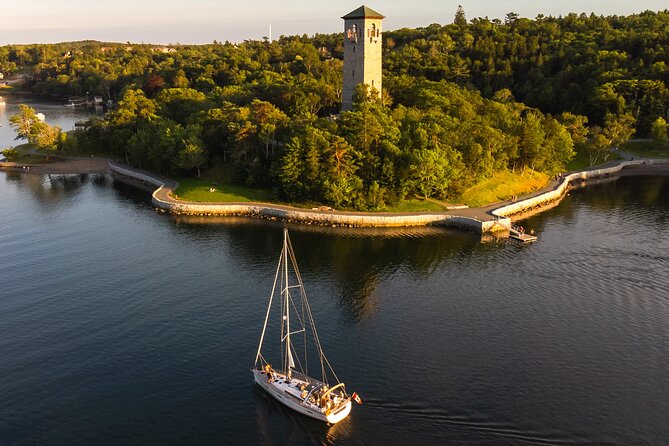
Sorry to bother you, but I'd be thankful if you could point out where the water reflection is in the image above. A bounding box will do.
[520,175,669,231]
[3,173,107,210]
[253,386,343,445]
[1,171,669,445]
[161,219,491,322]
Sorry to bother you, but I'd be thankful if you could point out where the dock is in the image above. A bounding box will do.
[509,226,537,243]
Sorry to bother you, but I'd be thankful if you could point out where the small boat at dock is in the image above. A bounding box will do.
[65,97,86,107]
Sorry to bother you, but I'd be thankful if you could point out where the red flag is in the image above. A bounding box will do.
[352,392,362,405]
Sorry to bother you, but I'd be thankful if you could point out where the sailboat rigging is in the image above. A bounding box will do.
[252,229,359,424]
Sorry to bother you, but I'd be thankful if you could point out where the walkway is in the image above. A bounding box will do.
[5,155,668,234]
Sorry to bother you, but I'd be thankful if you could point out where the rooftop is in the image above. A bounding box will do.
[342,5,385,20]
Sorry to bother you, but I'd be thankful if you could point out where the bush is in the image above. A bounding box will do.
[2,147,19,161]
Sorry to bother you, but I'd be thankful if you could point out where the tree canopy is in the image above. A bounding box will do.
[3,8,667,209]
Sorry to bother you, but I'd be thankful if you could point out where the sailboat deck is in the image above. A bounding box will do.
[254,368,351,421]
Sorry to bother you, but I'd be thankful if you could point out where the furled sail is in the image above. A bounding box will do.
[288,349,295,369]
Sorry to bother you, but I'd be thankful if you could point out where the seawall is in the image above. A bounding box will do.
[108,158,669,234]
[108,161,507,233]
[491,159,669,219]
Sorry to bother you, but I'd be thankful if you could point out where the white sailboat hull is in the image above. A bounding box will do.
[252,230,354,424]
[253,370,352,424]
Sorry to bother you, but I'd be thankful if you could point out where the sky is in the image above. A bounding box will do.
[1,0,667,45]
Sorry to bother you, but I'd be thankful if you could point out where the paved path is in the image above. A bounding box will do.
[6,155,669,233]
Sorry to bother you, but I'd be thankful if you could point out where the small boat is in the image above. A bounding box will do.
[65,97,86,107]
[252,229,360,424]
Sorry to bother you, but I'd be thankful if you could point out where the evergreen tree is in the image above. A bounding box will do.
[454,5,467,26]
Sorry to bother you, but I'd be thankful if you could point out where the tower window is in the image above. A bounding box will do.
[372,80,374,86]
[352,70,355,77]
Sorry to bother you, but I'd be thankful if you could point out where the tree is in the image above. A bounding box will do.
[586,113,636,165]
[156,88,207,124]
[541,115,575,172]
[601,113,636,161]
[248,99,288,160]
[409,147,459,199]
[454,5,467,26]
[559,112,588,148]
[650,117,668,149]
[31,120,62,156]
[505,12,520,25]
[2,147,20,161]
[518,111,545,170]
[172,69,189,88]
[8,104,62,159]
[9,104,38,142]
[178,139,207,178]
[108,89,157,127]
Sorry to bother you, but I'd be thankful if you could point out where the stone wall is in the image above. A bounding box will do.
[107,160,501,232]
[491,159,669,218]
[110,158,669,234]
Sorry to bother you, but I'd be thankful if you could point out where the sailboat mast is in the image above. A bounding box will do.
[284,229,292,379]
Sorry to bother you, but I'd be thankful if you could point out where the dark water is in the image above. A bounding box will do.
[1,172,668,445]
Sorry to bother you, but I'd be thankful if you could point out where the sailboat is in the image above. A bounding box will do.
[252,229,360,424]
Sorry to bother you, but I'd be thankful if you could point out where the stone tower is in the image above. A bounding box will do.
[341,5,384,111]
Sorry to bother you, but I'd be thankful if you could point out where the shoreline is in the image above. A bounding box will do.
[2,156,668,234]
[0,156,109,174]
[108,159,669,233]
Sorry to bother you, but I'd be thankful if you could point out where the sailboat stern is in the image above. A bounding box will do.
[326,399,352,424]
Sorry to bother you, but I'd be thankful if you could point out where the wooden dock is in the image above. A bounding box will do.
[509,231,538,243]
[500,222,538,243]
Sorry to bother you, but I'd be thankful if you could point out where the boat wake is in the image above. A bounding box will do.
[363,400,582,445]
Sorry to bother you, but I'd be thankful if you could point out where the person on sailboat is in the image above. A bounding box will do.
[264,364,275,382]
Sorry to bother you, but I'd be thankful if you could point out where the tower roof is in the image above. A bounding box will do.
[342,5,385,20]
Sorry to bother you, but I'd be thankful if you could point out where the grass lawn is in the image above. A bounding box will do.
[14,143,33,156]
[383,199,447,212]
[566,149,593,171]
[460,170,550,208]
[174,177,274,203]
[621,140,669,159]
[174,163,275,202]
[566,149,622,171]
[3,144,49,164]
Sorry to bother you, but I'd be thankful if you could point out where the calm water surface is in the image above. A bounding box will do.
[0,92,94,153]
[0,99,668,445]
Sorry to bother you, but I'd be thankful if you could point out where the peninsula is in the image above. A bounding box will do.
[2,6,669,229]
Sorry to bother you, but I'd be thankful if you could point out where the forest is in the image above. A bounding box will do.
[2,8,668,209]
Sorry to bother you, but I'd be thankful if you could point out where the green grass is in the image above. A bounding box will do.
[174,163,275,203]
[566,149,594,171]
[3,144,49,163]
[174,177,274,203]
[460,170,550,208]
[621,140,669,159]
[14,143,33,155]
[566,149,622,171]
[383,199,447,212]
